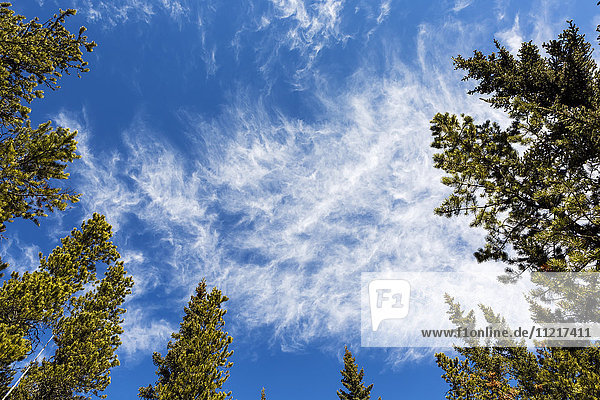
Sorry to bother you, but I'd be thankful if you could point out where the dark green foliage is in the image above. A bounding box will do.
[139,279,234,400]
[436,296,600,399]
[337,347,380,400]
[437,347,600,399]
[431,21,600,273]
[432,18,600,400]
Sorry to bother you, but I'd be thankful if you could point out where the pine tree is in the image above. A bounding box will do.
[0,214,134,399]
[139,279,234,400]
[0,4,134,398]
[431,16,600,400]
[0,3,95,244]
[337,347,380,400]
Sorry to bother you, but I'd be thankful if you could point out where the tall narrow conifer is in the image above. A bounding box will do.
[139,279,233,400]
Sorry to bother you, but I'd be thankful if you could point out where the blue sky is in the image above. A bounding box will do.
[6,0,600,399]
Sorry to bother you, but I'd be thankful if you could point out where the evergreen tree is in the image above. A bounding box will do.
[0,3,95,242]
[0,214,133,399]
[139,279,234,400]
[0,1,96,278]
[337,347,380,400]
[431,17,600,400]
[431,21,600,274]
[0,4,134,399]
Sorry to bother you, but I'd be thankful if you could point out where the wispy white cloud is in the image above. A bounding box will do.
[453,0,473,13]
[252,0,393,83]
[44,0,588,363]
[494,0,509,21]
[256,0,350,78]
[54,111,144,233]
[496,14,523,53]
[158,0,186,20]
[49,0,393,89]
[529,1,558,49]
[0,237,42,274]
[119,308,174,358]
[377,0,391,24]
[62,36,502,358]
[269,0,346,49]
[64,0,190,25]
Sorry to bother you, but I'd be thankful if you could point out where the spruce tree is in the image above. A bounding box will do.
[431,16,600,400]
[139,279,234,400]
[431,20,600,273]
[337,347,380,400]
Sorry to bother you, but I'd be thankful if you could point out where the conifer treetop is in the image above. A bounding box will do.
[337,346,381,400]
